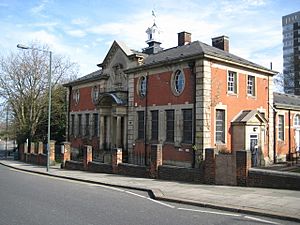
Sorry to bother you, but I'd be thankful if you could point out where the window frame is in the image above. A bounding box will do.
[137,76,147,98]
[137,111,145,140]
[215,109,226,144]
[166,110,175,142]
[278,114,285,141]
[182,109,193,144]
[227,71,237,94]
[151,110,159,141]
[85,114,90,137]
[70,114,75,136]
[78,114,82,136]
[93,113,99,137]
[171,69,185,96]
[247,75,256,96]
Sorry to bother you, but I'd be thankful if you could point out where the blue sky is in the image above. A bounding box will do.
[0,0,299,77]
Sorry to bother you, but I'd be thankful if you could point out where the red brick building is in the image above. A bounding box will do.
[64,23,299,168]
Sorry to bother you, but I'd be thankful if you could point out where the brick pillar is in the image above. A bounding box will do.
[49,140,56,165]
[150,144,162,178]
[61,142,71,168]
[204,148,217,184]
[83,145,93,170]
[38,142,43,154]
[19,144,25,161]
[112,148,122,173]
[236,150,251,186]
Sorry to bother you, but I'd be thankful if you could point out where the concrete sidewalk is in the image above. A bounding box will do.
[1,160,300,222]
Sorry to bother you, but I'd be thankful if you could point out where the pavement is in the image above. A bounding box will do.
[1,159,300,223]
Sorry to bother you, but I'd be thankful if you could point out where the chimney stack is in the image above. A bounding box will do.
[178,31,191,46]
[212,35,229,52]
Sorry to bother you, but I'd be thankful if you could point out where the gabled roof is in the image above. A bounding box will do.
[126,41,277,75]
[98,40,147,67]
[63,69,105,87]
[274,92,300,110]
[232,110,267,124]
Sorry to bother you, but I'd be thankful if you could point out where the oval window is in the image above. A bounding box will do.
[139,76,147,97]
[173,70,185,94]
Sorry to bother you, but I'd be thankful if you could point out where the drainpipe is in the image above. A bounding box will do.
[288,109,291,158]
[144,73,149,166]
[188,61,196,168]
[273,109,277,163]
[67,86,72,142]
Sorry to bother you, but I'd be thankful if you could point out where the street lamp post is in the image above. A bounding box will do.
[17,44,52,172]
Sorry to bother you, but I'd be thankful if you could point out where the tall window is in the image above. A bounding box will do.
[78,114,82,136]
[137,111,145,139]
[247,75,255,96]
[166,110,175,142]
[151,110,159,141]
[93,113,99,136]
[227,71,237,94]
[70,114,75,136]
[278,115,284,140]
[182,109,193,143]
[216,109,225,143]
[85,114,90,136]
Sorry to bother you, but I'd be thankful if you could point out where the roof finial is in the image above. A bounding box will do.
[152,10,156,24]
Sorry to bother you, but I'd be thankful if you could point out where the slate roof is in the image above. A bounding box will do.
[63,69,103,87]
[130,41,276,74]
[232,110,267,124]
[274,92,300,109]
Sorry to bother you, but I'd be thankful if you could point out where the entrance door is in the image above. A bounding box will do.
[250,134,258,167]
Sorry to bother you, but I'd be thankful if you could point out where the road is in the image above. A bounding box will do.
[0,164,297,225]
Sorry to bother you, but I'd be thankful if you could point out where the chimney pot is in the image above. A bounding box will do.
[212,35,229,52]
[178,31,191,46]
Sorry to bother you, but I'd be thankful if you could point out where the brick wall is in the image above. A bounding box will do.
[158,165,204,183]
[65,160,84,171]
[248,168,300,190]
[87,161,113,174]
[117,163,149,178]
[215,153,237,185]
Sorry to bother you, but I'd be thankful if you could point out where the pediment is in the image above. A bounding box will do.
[232,110,267,125]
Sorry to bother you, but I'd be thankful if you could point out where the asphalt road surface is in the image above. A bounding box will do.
[0,164,297,225]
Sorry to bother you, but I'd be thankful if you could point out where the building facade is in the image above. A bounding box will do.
[282,11,300,95]
[64,24,287,168]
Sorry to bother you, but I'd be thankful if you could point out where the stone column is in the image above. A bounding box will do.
[99,115,105,150]
[61,142,71,168]
[116,116,121,148]
[107,116,111,149]
[83,145,93,170]
[150,144,162,178]
[236,150,251,186]
[204,148,217,184]
[112,148,122,173]
[24,142,28,162]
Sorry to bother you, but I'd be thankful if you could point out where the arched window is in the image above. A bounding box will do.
[294,114,300,127]
[92,86,99,104]
[73,89,80,104]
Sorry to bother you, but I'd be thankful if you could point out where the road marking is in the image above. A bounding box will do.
[125,190,147,199]
[177,207,241,217]
[244,216,282,225]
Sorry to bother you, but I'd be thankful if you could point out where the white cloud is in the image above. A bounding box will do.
[30,0,49,17]
[65,29,86,38]
[71,17,89,26]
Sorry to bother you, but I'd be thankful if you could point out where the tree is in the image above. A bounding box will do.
[0,43,78,144]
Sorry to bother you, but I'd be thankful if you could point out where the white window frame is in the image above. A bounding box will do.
[247,75,256,96]
[278,114,285,141]
[227,71,237,94]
